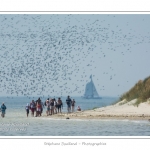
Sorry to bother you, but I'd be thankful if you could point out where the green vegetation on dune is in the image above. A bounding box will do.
[119,76,150,105]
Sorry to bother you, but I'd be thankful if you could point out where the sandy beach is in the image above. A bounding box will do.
[45,99,150,120]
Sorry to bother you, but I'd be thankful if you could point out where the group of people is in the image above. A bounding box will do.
[66,96,81,112]
[25,97,45,117]
[44,97,63,116]
[25,96,81,117]
[0,96,82,118]
[66,96,76,113]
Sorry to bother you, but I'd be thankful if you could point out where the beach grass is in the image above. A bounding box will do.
[119,76,150,104]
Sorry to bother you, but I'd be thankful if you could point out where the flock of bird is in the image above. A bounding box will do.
[0,14,149,98]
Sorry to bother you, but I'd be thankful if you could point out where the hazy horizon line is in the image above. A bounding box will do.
[0,95,119,98]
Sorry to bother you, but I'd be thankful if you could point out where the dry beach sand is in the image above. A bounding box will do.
[46,99,150,120]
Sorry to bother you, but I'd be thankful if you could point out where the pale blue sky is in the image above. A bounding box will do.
[0,14,150,97]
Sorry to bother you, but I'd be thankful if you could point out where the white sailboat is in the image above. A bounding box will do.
[83,75,101,99]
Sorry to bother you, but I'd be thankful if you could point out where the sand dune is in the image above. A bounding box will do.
[47,99,150,120]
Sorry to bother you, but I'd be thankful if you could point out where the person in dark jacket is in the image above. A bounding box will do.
[1,102,7,118]
[66,96,71,113]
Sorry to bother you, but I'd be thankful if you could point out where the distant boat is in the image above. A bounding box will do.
[83,75,102,99]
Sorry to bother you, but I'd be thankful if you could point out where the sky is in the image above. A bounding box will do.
[0,14,150,97]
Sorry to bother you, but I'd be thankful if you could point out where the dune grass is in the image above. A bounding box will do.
[119,76,150,105]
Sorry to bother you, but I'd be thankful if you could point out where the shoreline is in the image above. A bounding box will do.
[42,99,150,121]
[43,113,150,121]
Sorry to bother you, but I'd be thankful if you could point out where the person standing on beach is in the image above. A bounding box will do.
[66,96,71,113]
[46,99,50,116]
[30,100,36,117]
[25,103,30,117]
[40,100,44,116]
[36,101,42,117]
[54,98,58,114]
[1,102,7,118]
[50,99,54,115]
[35,97,41,117]
[57,97,63,113]
[71,99,76,112]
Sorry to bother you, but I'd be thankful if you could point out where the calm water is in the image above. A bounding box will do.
[0,96,150,136]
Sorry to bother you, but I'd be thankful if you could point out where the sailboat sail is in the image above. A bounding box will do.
[84,81,93,97]
[92,82,99,97]
[84,75,101,99]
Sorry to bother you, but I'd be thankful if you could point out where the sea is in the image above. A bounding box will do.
[0,96,150,136]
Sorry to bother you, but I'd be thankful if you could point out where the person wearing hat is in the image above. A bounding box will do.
[1,102,7,118]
